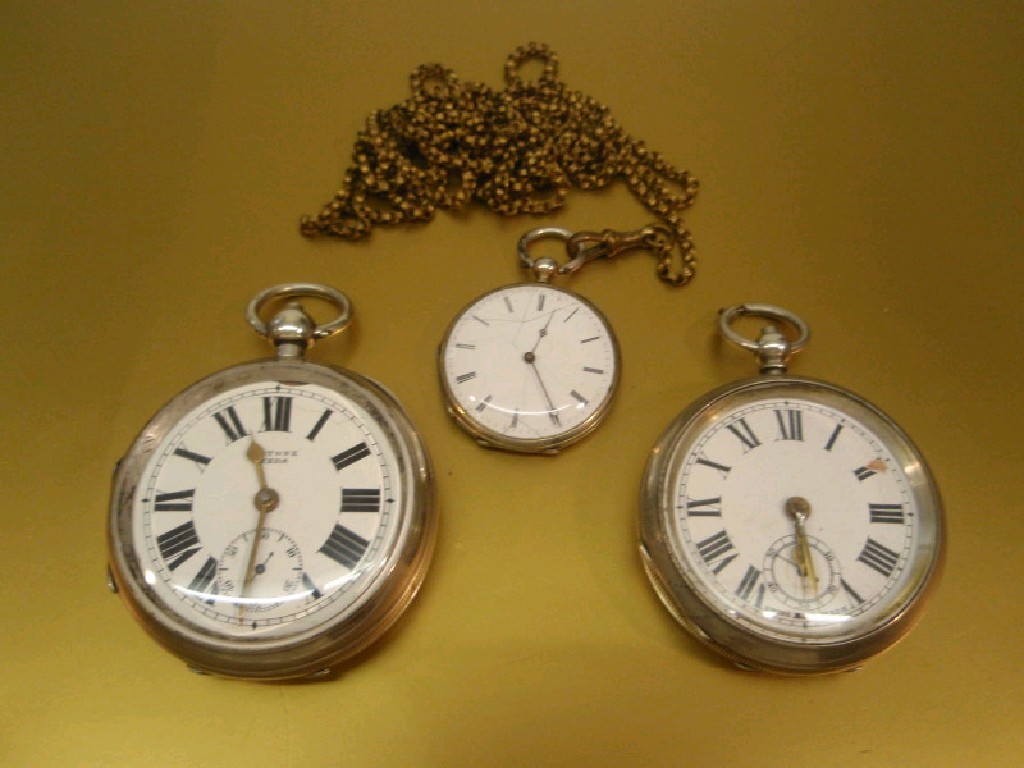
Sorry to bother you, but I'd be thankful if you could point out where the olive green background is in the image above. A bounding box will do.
[2,1,1022,765]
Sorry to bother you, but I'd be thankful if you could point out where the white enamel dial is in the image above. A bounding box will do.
[134,380,400,635]
[439,283,619,453]
[672,396,916,635]
[641,378,943,674]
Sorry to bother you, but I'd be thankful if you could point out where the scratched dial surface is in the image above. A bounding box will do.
[667,396,918,640]
[132,380,403,639]
[439,283,619,453]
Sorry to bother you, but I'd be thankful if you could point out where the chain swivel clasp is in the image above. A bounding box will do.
[560,226,662,275]
[517,225,675,282]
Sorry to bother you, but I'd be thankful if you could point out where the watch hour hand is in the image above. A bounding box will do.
[238,437,279,621]
[528,308,560,354]
[785,496,819,596]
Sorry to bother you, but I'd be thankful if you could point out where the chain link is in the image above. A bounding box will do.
[300,43,699,286]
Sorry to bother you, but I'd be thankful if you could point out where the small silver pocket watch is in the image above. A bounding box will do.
[438,227,665,454]
[640,304,944,674]
[108,284,436,679]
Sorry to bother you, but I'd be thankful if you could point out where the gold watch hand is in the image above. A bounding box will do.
[785,497,819,596]
[248,438,269,492]
[237,438,279,622]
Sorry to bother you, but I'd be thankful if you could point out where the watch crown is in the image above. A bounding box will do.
[269,301,316,358]
[755,324,792,374]
[531,257,559,283]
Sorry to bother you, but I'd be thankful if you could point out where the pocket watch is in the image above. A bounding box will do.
[438,227,642,454]
[107,284,436,680]
[640,304,944,674]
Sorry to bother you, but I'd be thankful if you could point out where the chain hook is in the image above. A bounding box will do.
[517,225,675,281]
[558,227,656,275]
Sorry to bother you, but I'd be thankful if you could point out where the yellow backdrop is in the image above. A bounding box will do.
[3,1,1022,765]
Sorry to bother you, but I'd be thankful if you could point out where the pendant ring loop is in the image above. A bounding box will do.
[246,283,352,341]
[718,304,811,353]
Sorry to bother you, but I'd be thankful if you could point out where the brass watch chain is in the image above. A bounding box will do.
[300,42,699,286]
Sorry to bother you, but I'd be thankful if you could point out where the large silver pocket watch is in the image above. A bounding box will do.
[640,304,944,674]
[108,284,436,680]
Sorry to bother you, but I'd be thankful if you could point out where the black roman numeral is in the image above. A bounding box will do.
[156,520,201,570]
[319,524,370,569]
[841,578,864,605]
[696,456,732,476]
[685,496,723,517]
[696,530,738,574]
[727,418,761,451]
[341,488,381,513]
[456,371,477,384]
[857,538,901,578]
[854,466,878,481]
[154,489,195,512]
[173,447,211,471]
[261,396,292,432]
[213,406,247,443]
[869,503,905,524]
[331,442,371,471]
[301,572,322,600]
[735,565,762,601]
[775,409,804,441]
[188,557,218,594]
[824,424,844,452]
[306,409,332,441]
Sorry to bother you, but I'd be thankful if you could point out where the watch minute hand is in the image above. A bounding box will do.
[524,352,561,427]
[785,496,819,596]
[238,437,278,622]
